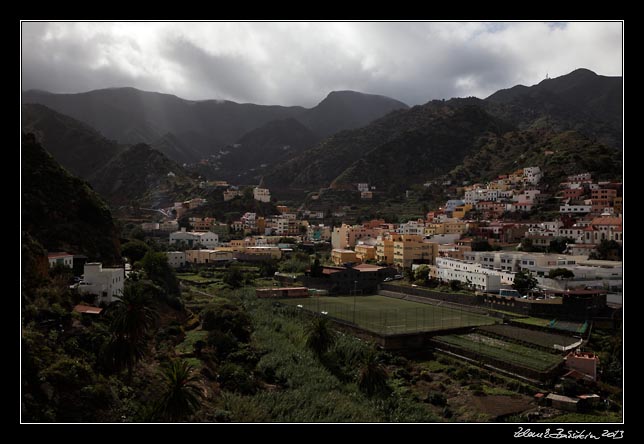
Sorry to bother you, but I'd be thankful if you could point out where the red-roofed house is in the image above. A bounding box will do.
[73,304,103,315]
[48,252,73,268]
[581,216,623,245]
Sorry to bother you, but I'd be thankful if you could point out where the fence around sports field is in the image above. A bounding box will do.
[279,295,499,335]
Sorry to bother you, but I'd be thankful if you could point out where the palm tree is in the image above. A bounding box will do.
[107,281,159,340]
[155,359,203,421]
[305,316,335,358]
[102,281,159,376]
[357,348,389,397]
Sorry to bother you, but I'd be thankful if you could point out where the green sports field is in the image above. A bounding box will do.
[280,295,497,335]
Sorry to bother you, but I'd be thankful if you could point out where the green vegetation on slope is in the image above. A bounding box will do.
[22,133,121,263]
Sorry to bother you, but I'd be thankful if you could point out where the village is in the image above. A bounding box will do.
[43,164,622,421]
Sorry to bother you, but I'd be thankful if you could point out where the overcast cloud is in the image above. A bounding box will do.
[21,21,623,107]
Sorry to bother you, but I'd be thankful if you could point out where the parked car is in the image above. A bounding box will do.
[383,277,393,282]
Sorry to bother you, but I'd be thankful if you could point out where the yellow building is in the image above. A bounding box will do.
[331,249,358,265]
[244,246,282,259]
[185,249,234,264]
[355,244,376,262]
[376,236,396,265]
[393,235,438,268]
[452,204,473,220]
[428,220,468,235]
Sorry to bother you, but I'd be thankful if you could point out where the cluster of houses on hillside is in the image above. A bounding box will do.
[129,167,622,295]
[321,169,622,293]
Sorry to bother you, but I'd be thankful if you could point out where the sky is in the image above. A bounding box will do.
[21,21,623,108]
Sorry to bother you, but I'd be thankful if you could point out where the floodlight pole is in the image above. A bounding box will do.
[353,280,358,324]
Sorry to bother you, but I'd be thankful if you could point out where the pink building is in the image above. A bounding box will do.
[564,351,600,381]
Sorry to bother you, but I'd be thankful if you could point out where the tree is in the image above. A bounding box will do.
[258,260,278,278]
[414,265,430,283]
[449,280,462,291]
[357,348,389,397]
[310,257,323,277]
[200,302,252,342]
[121,239,151,263]
[102,281,159,375]
[548,268,575,280]
[519,237,535,252]
[129,227,146,241]
[305,316,335,358]
[223,267,244,288]
[471,239,494,252]
[404,267,414,283]
[139,251,180,297]
[154,360,203,421]
[589,240,622,261]
[512,270,538,296]
[547,237,574,254]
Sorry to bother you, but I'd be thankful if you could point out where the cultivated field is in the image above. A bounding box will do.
[280,295,497,334]
[479,324,581,350]
[433,332,563,372]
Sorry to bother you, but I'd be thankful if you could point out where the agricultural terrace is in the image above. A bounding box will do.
[434,333,563,372]
[479,325,581,351]
[280,295,497,335]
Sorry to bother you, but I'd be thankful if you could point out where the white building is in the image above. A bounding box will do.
[223,189,243,201]
[357,183,369,192]
[253,187,271,202]
[567,172,592,183]
[169,228,219,248]
[48,252,73,268]
[560,204,592,214]
[166,251,186,268]
[435,256,516,285]
[159,220,179,232]
[425,233,461,244]
[398,220,425,236]
[141,222,160,231]
[513,189,541,203]
[523,166,542,185]
[434,268,501,292]
[79,263,125,304]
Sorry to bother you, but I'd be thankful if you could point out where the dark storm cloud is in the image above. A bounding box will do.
[161,36,265,104]
[21,22,622,107]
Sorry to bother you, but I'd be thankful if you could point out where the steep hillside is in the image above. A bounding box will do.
[151,132,204,164]
[21,133,121,263]
[21,103,125,180]
[216,118,320,182]
[485,68,622,148]
[446,129,622,188]
[265,98,512,194]
[90,143,198,208]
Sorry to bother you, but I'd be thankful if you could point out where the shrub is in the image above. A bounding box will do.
[200,302,253,342]
[428,391,447,407]
[207,330,239,358]
[217,362,256,394]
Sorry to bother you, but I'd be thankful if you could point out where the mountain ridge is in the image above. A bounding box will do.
[22,87,409,166]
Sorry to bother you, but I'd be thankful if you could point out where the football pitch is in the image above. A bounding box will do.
[280,295,497,335]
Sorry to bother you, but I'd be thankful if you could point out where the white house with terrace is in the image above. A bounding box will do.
[78,262,124,305]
